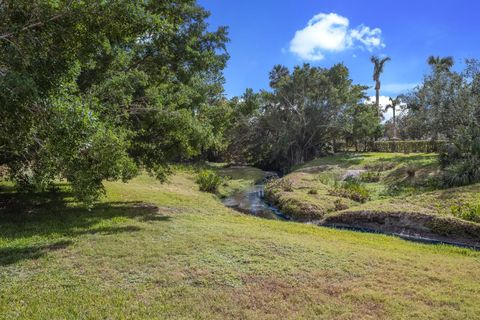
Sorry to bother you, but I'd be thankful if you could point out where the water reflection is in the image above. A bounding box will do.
[221,185,287,220]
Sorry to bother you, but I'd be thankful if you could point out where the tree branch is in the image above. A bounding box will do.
[0,13,66,41]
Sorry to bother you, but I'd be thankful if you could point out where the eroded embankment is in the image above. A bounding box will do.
[322,210,480,248]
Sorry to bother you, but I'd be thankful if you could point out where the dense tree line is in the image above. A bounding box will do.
[1,1,479,205]
[223,64,381,172]
[395,58,480,186]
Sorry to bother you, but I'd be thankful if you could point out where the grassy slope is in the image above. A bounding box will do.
[269,153,479,216]
[1,171,480,319]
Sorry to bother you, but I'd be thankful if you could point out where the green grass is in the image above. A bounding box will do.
[213,165,265,198]
[265,153,480,244]
[1,171,480,319]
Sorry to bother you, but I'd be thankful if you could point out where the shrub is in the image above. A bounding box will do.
[334,199,349,211]
[265,178,293,192]
[359,171,381,183]
[330,178,370,203]
[442,158,480,188]
[278,179,293,192]
[373,140,447,153]
[449,203,480,223]
[403,162,418,178]
[195,170,221,193]
[440,129,480,188]
[317,175,335,186]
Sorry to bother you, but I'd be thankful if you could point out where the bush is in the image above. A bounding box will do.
[330,178,370,203]
[265,177,293,192]
[359,171,381,182]
[195,170,221,193]
[373,140,447,153]
[404,162,417,178]
[450,203,480,223]
[334,199,349,211]
[442,159,480,188]
[440,133,480,188]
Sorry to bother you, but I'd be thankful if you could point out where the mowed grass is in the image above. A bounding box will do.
[1,172,480,319]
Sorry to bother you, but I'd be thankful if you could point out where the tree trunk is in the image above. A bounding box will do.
[392,108,397,139]
[375,81,380,118]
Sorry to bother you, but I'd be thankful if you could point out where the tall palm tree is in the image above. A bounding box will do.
[385,96,401,140]
[427,56,454,73]
[371,55,391,117]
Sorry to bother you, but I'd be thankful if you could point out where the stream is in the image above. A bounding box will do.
[221,171,288,220]
[221,184,288,220]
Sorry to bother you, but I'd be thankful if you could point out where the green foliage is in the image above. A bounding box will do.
[226,64,367,171]
[0,0,229,205]
[442,159,480,188]
[449,203,480,223]
[333,199,349,211]
[343,104,383,151]
[331,178,370,203]
[359,171,381,183]
[373,140,447,153]
[397,58,480,145]
[266,178,293,192]
[195,170,221,193]
[441,127,480,188]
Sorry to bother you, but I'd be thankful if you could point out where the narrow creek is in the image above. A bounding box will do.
[221,172,288,220]
[221,184,288,220]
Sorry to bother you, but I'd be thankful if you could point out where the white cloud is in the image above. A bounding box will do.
[367,96,407,122]
[289,13,385,61]
[367,96,390,108]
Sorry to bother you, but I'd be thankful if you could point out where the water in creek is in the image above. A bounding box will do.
[221,184,288,220]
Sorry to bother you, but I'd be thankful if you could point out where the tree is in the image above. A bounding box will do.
[230,64,366,171]
[384,96,402,140]
[427,56,454,73]
[343,104,382,151]
[370,55,391,117]
[401,57,467,140]
[0,0,229,206]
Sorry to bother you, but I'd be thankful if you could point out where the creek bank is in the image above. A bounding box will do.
[219,165,480,249]
[264,181,480,249]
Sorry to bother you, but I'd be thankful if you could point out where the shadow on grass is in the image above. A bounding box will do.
[0,240,73,266]
[0,186,173,265]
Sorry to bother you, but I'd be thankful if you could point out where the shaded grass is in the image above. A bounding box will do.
[0,172,480,319]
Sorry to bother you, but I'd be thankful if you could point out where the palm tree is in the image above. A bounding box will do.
[370,55,391,117]
[385,96,401,140]
[427,56,454,73]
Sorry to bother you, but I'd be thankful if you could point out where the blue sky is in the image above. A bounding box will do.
[199,0,480,100]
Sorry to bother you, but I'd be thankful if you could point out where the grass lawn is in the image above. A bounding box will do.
[1,169,480,319]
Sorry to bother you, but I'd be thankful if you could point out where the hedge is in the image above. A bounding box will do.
[373,140,447,153]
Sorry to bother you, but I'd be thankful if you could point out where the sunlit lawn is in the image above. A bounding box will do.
[0,172,479,319]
